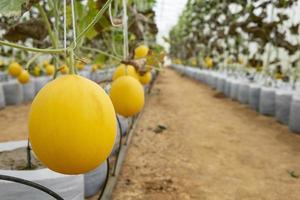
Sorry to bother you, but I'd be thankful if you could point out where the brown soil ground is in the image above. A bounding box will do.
[112,68,300,200]
[0,147,43,170]
[0,103,30,142]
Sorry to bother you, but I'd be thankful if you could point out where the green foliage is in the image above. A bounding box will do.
[0,0,29,17]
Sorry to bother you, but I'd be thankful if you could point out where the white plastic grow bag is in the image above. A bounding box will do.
[216,76,226,93]
[211,74,218,89]
[78,70,91,80]
[0,141,84,200]
[0,72,7,82]
[275,90,293,124]
[229,80,240,101]
[238,82,250,104]
[288,94,300,133]
[2,80,24,105]
[0,83,5,109]
[259,87,276,116]
[84,162,107,198]
[224,78,232,97]
[34,77,51,95]
[22,81,35,102]
[249,84,261,111]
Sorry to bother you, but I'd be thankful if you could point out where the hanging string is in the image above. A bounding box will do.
[70,0,77,48]
[63,0,67,53]
[122,0,129,60]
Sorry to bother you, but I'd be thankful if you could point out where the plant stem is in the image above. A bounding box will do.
[81,46,122,61]
[25,53,42,70]
[0,40,65,54]
[69,49,75,74]
[37,3,60,79]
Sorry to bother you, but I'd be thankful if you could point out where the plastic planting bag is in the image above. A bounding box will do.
[0,72,7,82]
[211,75,218,89]
[216,77,226,93]
[0,83,5,109]
[230,81,239,101]
[224,79,232,97]
[34,77,51,95]
[84,162,108,198]
[275,90,293,124]
[259,87,276,116]
[205,73,213,87]
[2,80,23,105]
[22,81,35,102]
[238,82,250,104]
[289,94,300,133]
[249,84,261,111]
[0,141,84,200]
[78,70,91,79]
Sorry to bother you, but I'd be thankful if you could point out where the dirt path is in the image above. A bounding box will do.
[0,103,30,142]
[112,68,300,200]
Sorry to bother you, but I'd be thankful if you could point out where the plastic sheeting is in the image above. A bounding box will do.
[224,79,231,97]
[289,94,300,133]
[84,162,107,198]
[78,70,91,79]
[275,90,293,124]
[2,80,23,105]
[238,82,250,104]
[230,81,239,101]
[110,125,121,156]
[22,81,35,102]
[0,72,7,82]
[249,84,261,111]
[118,115,131,137]
[211,75,218,89]
[0,83,5,109]
[34,77,51,95]
[0,141,84,200]
[216,76,226,93]
[259,87,276,116]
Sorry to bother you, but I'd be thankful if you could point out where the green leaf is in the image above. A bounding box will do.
[95,53,107,64]
[0,0,28,17]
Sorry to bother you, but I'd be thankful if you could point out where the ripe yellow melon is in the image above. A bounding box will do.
[18,70,30,84]
[8,62,22,77]
[91,64,98,72]
[205,57,213,68]
[33,66,41,77]
[76,61,85,70]
[45,64,55,75]
[134,45,149,59]
[43,60,50,67]
[60,64,69,74]
[29,75,117,174]
[112,64,138,81]
[109,76,144,117]
[138,71,152,85]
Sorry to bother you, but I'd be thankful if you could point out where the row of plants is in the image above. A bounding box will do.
[169,0,300,88]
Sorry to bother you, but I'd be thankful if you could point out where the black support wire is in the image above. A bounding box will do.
[0,174,64,200]
[98,158,110,200]
[112,115,123,176]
